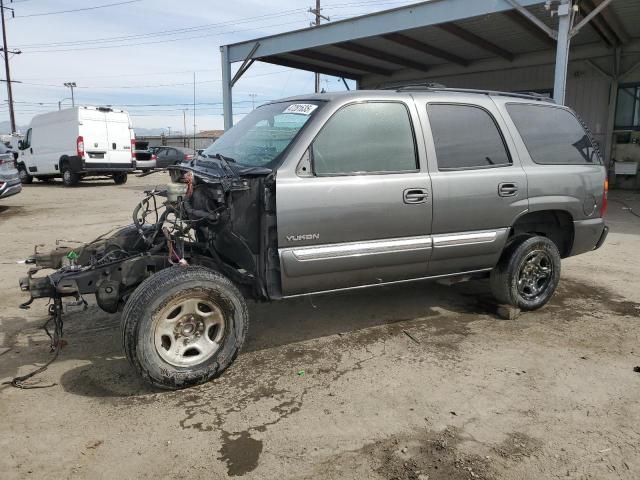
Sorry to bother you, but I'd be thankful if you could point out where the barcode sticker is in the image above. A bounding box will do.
[283,104,318,115]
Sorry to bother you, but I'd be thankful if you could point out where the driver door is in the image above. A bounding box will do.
[276,100,433,296]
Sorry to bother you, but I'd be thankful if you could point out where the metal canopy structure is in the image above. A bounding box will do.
[221,0,640,129]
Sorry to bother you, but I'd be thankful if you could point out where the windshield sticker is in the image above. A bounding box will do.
[283,104,318,115]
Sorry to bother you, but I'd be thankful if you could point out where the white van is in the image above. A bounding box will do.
[17,106,135,186]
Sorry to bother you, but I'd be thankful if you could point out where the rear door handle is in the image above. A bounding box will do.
[498,182,518,197]
[403,188,429,204]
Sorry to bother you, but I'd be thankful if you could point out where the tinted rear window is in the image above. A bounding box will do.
[506,104,601,165]
[427,104,511,170]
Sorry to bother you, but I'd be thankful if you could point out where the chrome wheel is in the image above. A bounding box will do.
[63,170,71,183]
[517,250,553,300]
[153,296,225,367]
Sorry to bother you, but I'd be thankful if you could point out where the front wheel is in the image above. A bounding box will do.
[121,266,249,389]
[113,172,128,185]
[17,164,32,184]
[490,236,561,311]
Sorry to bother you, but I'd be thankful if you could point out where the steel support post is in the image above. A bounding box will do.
[553,1,572,105]
[221,45,233,130]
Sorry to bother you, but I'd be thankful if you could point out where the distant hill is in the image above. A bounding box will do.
[0,121,28,135]
[133,127,166,136]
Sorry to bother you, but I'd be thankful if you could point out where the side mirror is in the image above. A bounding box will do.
[18,140,24,150]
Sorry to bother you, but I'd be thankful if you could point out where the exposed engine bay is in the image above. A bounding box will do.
[20,157,280,316]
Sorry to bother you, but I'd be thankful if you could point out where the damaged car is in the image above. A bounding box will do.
[19,89,608,389]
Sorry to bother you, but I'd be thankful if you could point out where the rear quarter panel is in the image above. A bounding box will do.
[494,98,606,222]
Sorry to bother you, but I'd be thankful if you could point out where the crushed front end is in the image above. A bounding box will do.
[20,157,279,317]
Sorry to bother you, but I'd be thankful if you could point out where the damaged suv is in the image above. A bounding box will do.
[20,88,608,389]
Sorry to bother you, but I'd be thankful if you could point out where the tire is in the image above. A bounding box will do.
[490,236,561,311]
[61,163,80,187]
[113,172,128,185]
[121,266,249,389]
[17,164,32,184]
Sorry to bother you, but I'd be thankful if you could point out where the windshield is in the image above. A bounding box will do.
[202,101,322,168]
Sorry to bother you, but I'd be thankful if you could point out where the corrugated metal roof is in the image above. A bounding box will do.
[225,0,639,83]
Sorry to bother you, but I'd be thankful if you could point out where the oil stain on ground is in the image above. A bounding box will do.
[218,430,264,477]
[551,278,640,318]
[306,426,495,480]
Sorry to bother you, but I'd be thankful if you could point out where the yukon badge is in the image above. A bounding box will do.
[286,233,320,242]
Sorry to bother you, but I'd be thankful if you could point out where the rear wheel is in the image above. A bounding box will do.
[61,163,80,187]
[113,172,128,185]
[490,236,561,311]
[17,164,32,184]
[121,266,249,389]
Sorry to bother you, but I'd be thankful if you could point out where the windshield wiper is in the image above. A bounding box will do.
[208,152,240,179]
[209,153,236,163]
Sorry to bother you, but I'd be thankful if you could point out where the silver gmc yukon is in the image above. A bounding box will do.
[19,88,608,389]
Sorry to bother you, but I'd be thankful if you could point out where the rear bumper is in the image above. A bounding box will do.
[570,218,607,256]
[134,159,156,169]
[595,225,609,250]
[69,156,135,174]
[0,176,22,199]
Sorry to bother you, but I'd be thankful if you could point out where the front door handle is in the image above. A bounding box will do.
[498,182,518,197]
[403,188,429,204]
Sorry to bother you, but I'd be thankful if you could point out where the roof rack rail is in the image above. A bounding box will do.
[389,84,555,102]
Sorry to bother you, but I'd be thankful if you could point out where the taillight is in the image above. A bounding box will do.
[152,154,157,161]
[184,154,193,161]
[76,136,84,158]
[131,139,136,160]
[600,179,608,217]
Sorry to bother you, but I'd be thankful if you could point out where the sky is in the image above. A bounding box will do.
[0,0,419,134]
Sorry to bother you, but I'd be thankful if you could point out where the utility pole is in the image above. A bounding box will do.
[167,126,171,136]
[64,82,76,106]
[192,72,196,150]
[182,109,187,147]
[309,1,329,93]
[1,0,20,134]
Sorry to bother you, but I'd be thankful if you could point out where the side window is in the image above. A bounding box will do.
[23,128,32,149]
[506,103,601,165]
[312,102,417,175]
[427,104,511,170]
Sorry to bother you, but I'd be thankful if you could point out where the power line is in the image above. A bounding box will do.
[16,19,307,53]
[14,8,308,48]
[15,0,141,18]
[13,0,413,52]
[8,68,292,90]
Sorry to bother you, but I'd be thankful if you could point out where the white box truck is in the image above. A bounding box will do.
[16,106,135,186]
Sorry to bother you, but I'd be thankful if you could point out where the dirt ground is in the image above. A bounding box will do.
[1,174,639,480]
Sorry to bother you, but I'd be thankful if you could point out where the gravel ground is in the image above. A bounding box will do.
[0,175,639,480]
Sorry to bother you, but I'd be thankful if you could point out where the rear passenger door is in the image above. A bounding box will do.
[418,97,528,276]
[277,100,433,296]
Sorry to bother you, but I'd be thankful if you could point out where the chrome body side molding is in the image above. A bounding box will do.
[432,229,507,247]
[289,235,432,261]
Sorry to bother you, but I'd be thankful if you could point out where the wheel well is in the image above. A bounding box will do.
[59,156,69,168]
[511,210,574,258]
